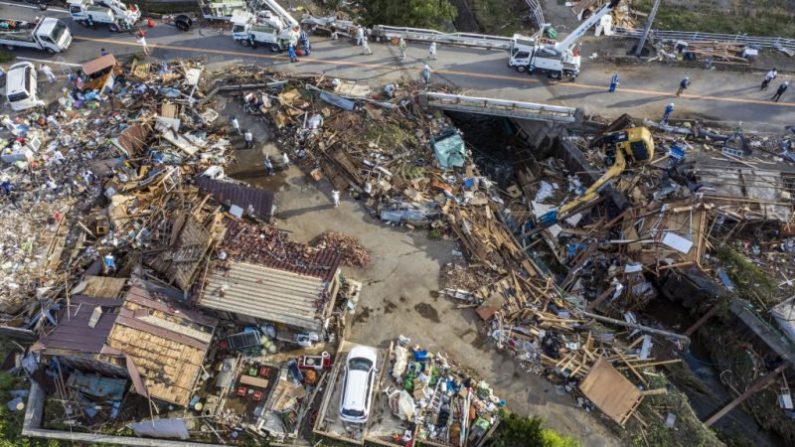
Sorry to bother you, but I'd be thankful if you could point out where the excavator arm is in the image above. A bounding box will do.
[557,148,626,217]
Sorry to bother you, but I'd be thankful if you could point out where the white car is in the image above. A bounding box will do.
[5,62,44,112]
[339,345,378,424]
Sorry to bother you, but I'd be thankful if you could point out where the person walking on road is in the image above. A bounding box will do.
[772,81,789,102]
[761,68,777,90]
[100,47,108,57]
[428,42,437,60]
[361,36,372,55]
[263,156,274,176]
[661,102,675,125]
[281,152,290,167]
[421,64,432,85]
[230,116,241,135]
[244,130,254,148]
[40,64,56,84]
[609,72,619,93]
[137,31,150,56]
[300,30,311,56]
[676,76,690,97]
[398,37,407,61]
[288,27,299,62]
[355,26,364,46]
[331,189,340,208]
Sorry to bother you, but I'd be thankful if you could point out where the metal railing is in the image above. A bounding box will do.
[371,25,514,50]
[613,27,795,51]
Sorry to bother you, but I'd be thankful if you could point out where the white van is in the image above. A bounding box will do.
[6,62,44,112]
[339,345,378,424]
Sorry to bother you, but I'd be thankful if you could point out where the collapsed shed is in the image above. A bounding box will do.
[33,286,218,407]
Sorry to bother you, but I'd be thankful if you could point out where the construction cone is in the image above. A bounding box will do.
[147,17,154,28]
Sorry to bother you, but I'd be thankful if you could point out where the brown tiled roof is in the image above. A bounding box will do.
[34,296,123,354]
[196,177,275,220]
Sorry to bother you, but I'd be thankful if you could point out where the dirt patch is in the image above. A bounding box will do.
[413,303,441,323]
[353,306,372,324]
[384,301,398,314]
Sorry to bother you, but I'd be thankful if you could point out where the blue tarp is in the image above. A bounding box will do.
[432,133,466,169]
[319,91,356,111]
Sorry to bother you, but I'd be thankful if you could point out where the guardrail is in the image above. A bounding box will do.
[420,92,580,123]
[613,27,795,51]
[371,25,513,50]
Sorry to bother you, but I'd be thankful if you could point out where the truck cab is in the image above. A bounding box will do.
[231,10,290,52]
[35,18,72,53]
[509,34,581,80]
[5,62,44,112]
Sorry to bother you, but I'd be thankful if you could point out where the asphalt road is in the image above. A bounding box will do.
[3,2,795,131]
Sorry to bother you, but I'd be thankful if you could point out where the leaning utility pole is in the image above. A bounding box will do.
[634,0,662,56]
[525,0,546,31]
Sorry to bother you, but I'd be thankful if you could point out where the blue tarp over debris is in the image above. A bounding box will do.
[130,418,190,439]
[432,132,466,169]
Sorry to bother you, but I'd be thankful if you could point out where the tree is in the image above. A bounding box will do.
[360,0,458,29]
[490,410,545,447]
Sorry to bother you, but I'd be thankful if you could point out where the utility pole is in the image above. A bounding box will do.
[635,0,662,57]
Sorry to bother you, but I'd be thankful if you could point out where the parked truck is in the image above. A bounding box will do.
[0,17,72,53]
[67,0,140,32]
[231,10,297,52]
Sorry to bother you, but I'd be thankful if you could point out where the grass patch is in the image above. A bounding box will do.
[139,1,197,16]
[0,52,16,64]
[633,0,795,38]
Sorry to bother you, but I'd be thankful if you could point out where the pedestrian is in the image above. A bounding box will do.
[761,68,777,90]
[609,72,619,93]
[331,189,340,208]
[288,27,299,63]
[399,37,407,61]
[428,42,437,60]
[355,26,364,46]
[244,130,253,148]
[676,76,690,97]
[100,47,108,57]
[230,116,241,135]
[263,156,274,176]
[772,81,789,102]
[661,102,675,125]
[361,36,372,55]
[330,25,338,40]
[137,34,150,56]
[300,30,311,56]
[40,64,56,84]
[421,64,432,85]
[281,152,290,167]
[1,177,14,206]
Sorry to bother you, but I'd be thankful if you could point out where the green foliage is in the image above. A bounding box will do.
[0,372,61,447]
[715,246,777,309]
[491,410,544,446]
[360,0,457,29]
[541,428,581,447]
[0,51,16,64]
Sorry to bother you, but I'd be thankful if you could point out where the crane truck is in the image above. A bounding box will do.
[538,126,655,227]
[0,17,72,53]
[231,0,302,52]
[67,0,140,32]
[508,0,621,80]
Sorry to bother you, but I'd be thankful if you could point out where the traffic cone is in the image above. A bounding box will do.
[147,17,154,28]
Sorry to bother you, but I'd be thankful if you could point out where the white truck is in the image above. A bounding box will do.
[198,0,248,21]
[231,10,298,52]
[5,62,44,112]
[67,0,140,32]
[0,17,72,53]
[508,0,620,80]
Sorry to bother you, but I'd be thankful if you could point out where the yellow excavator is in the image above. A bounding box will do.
[537,127,655,227]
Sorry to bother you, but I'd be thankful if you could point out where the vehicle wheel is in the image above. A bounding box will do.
[109,24,119,32]
[549,71,562,80]
[46,48,56,54]
[515,65,527,73]
[239,39,250,47]
[38,4,48,10]
[5,45,14,51]
[269,44,280,53]
[175,17,192,32]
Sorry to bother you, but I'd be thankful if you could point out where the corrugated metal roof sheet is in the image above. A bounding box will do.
[196,177,275,220]
[199,261,331,331]
[35,296,124,354]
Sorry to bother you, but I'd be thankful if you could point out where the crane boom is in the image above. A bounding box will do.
[554,0,619,52]
[255,0,298,28]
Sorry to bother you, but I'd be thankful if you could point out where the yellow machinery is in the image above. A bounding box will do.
[539,127,654,227]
